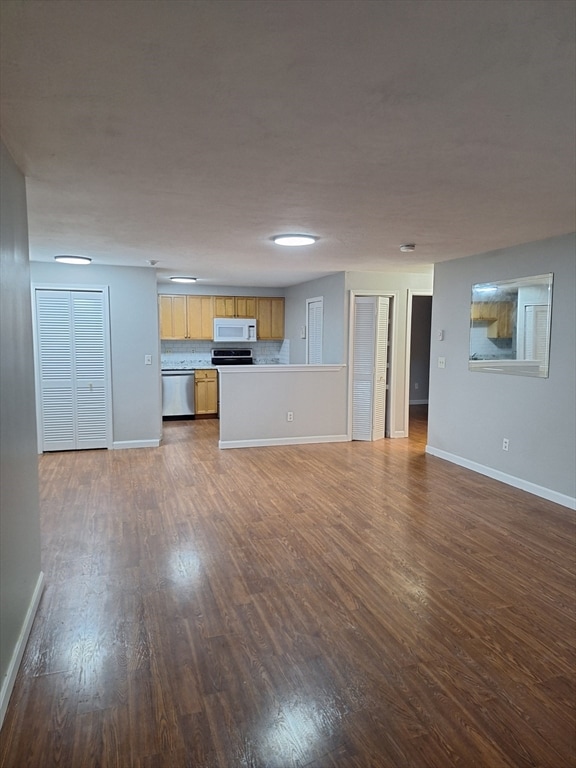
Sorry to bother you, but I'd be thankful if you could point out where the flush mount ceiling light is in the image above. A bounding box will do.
[54,255,92,265]
[169,276,197,283]
[273,234,318,247]
[400,243,416,253]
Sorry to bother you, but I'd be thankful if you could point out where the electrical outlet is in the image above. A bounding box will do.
[414,382,419,390]
[287,411,294,422]
[502,438,509,451]
[437,356,446,369]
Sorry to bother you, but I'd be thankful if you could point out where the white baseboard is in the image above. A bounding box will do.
[113,439,161,450]
[0,571,45,729]
[219,434,350,450]
[388,430,407,439]
[425,446,576,510]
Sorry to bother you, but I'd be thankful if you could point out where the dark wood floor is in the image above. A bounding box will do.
[1,407,575,767]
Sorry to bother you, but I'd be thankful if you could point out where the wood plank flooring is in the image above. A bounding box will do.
[1,407,575,767]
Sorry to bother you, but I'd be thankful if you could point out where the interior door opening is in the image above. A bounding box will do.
[407,293,432,439]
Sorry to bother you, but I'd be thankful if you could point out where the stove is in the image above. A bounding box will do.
[211,348,253,365]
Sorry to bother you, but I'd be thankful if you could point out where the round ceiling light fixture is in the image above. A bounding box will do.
[169,276,197,283]
[54,255,92,265]
[273,234,318,247]
[400,243,416,253]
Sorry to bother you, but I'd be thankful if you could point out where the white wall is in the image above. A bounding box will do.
[284,273,346,364]
[218,366,348,448]
[158,284,284,297]
[30,262,162,448]
[0,141,43,725]
[428,233,576,507]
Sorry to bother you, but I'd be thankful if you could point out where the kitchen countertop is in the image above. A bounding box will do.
[161,362,281,371]
[161,366,214,371]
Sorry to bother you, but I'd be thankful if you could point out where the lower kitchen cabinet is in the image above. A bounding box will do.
[194,370,218,415]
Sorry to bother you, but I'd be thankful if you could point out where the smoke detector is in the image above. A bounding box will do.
[400,244,416,253]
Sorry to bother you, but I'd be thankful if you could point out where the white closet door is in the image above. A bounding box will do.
[36,290,76,450]
[372,296,389,440]
[306,297,323,364]
[35,288,111,451]
[72,292,109,448]
[352,296,389,441]
[523,304,548,361]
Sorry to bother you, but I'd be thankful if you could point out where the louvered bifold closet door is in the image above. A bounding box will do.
[372,296,389,441]
[36,289,110,451]
[36,290,76,450]
[352,298,375,440]
[352,296,389,441]
[72,292,109,448]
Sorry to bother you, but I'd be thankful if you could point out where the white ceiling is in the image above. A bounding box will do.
[1,0,574,287]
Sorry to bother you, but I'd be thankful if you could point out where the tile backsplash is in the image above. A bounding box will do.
[161,339,290,368]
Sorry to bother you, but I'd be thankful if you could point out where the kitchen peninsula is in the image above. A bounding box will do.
[217,364,348,449]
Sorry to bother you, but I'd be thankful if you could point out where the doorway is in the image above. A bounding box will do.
[406,292,432,438]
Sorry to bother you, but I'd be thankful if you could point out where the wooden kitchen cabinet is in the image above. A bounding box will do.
[256,297,285,340]
[487,302,514,339]
[234,296,257,318]
[470,302,498,322]
[159,295,188,339]
[213,296,236,318]
[161,293,283,339]
[214,296,256,318]
[186,296,214,339]
[471,301,513,339]
[159,295,214,339]
[194,369,218,415]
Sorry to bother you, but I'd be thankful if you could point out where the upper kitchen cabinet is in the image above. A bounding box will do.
[159,295,214,339]
[235,296,257,318]
[257,297,285,340]
[159,295,188,339]
[214,296,257,318]
[160,293,283,339]
[186,296,215,339]
[487,302,514,339]
[470,301,513,339]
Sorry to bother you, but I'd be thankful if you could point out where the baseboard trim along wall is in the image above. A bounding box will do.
[219,434,350,450]
[113,439,161,450]
[425,446,576,511]
[0,571,45,729]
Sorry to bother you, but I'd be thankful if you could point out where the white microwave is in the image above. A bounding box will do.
[213,317,257,342]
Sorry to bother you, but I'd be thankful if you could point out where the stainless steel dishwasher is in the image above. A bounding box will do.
[161,370,195,417]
